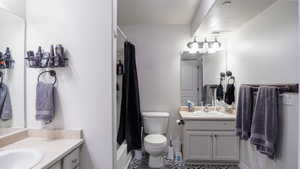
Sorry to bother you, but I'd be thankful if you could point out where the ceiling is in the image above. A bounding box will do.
[194,0,277,36]
[118,0,200,25]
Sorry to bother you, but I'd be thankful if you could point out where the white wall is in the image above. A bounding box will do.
[0,0,25,18]
[0,9,25,128]
[26,0,114,168]
[202,51,227,85]
[227,1,298,169]
[227,0,298,85]
[121,24,190,137]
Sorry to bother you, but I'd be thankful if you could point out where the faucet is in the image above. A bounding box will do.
[203,104,211,112]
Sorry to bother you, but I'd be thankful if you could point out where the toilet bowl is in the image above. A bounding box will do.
[144,134,167,168]
[142,112,169,168]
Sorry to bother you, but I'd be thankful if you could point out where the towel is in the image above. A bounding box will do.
[236,85,254,140]
[36,82,55,123]
[250,86,279,159]
[0,84,12,120]
[216,84,224,101]
[225,84,235,105]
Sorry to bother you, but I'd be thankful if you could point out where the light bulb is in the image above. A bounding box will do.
[189,42,199,54]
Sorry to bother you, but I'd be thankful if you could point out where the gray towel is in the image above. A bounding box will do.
[0,84,12,120]
[36,82,55,123]
[250,86,279,159]
[236,85,254,140]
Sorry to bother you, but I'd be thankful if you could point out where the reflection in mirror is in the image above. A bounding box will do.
[0,8,25,135]
[180,50,227,106]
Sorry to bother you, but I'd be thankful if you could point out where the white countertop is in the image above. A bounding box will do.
[0,137,83,169]
[179,111,236,121]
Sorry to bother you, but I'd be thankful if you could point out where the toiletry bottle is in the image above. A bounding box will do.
[117,60,124,75]
[36,46,43,67]
[55,44,65,67]
[167,137,174,161]
[4,48,10,68]
[27,51,35,67]
[48,45,55,67]
[0,52,4,69]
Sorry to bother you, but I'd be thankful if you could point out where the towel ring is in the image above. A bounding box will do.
[38,70,57,85]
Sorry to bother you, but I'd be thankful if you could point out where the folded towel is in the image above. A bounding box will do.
[36,82,55,123]
[0,84,12,120]
[250,86,279,159]
[225,84,235,105]
[236,85,254,140]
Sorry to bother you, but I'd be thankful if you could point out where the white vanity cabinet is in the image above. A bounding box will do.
[48,148,80,169]
[182,120,239,163]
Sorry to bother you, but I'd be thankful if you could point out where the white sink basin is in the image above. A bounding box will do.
[193,111,226,116]
[0,149,43,169]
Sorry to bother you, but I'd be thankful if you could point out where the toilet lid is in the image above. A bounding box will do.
[145,134,167,145]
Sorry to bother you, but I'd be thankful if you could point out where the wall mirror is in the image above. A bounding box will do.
[180,45,228,106]
[0,3,25,135]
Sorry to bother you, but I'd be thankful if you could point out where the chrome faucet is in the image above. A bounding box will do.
[203,104,211,112]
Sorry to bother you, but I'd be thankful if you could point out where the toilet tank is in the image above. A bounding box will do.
[142,112,169,134]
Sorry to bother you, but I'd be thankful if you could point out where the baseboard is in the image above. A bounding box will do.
[239,162,250,169]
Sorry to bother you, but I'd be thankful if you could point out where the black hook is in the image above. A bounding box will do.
[37,70,57,85]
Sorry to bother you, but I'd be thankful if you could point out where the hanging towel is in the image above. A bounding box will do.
[203,85,217,105]
[36,82,55,123]
[225,84,235,105]
[236,85,254,140]
[250,86,279,159]
[117,41,142,152]
[0,84,12,120]
[216,84,224,101]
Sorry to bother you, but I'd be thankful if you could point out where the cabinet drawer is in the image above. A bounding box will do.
[63,148,80,169]
[185,121,235,130]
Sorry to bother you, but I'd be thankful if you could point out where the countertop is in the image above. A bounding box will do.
[0,129,84,169]
[179,111,236,121]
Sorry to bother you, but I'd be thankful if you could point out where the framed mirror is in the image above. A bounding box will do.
[180,41,227,106]
[0,3,25,135]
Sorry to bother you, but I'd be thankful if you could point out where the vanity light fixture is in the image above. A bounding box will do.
[187,37,200,54]
[213,37,222,50]
[186,37,223,54]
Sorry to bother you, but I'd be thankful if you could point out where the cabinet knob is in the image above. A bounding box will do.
[72,159,78,163]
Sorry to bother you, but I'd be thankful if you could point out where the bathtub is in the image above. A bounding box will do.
[117,142,132,169]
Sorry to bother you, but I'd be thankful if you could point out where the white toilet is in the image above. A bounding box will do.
[142,112,169,168]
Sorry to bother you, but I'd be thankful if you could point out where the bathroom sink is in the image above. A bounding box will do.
[0,149,43,169]
[193,111,225,116]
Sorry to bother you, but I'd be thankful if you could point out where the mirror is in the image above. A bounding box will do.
[180,49,227,106]
[0,6,25,135]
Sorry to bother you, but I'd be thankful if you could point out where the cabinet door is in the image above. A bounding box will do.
[48,161,62,169]
[183,131,213,161]
[213,131,239,161]
[63,148,80,169]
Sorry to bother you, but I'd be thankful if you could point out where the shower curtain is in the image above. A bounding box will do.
[117,41,142,152]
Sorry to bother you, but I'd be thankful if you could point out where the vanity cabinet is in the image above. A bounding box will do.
[48,148,80,169]
[183,120,239,163]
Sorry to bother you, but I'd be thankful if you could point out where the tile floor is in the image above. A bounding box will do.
[128,153,240,169]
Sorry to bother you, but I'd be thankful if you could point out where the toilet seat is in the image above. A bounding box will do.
[144,134,167,147]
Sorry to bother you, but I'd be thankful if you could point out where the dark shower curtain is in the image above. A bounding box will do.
[117,41,142,152]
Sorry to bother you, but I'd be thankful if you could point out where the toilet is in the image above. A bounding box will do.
[142,112,169,168]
